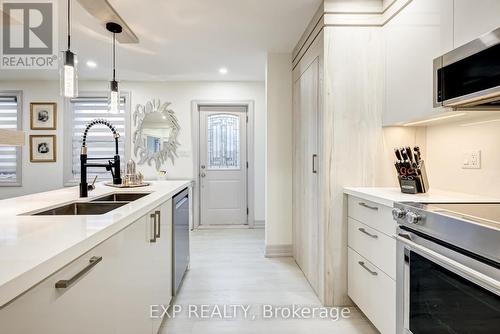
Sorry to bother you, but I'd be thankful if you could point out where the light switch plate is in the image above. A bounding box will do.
[462,150,481,169]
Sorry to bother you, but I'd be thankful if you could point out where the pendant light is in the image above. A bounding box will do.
[106,22,122,114]
[60,0,78,98]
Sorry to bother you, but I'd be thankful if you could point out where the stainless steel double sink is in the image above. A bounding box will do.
[32,193,150,216]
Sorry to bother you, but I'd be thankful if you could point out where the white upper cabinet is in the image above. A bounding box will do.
[383,0,453,125]
[454,0,500,47]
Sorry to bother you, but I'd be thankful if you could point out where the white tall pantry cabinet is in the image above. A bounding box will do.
[292,2,386,307]
[292,31,323,295]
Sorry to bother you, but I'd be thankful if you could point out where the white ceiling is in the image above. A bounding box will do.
[0,0,322,81]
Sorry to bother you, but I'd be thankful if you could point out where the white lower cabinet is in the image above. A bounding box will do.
[348,218,396,280]
[152,200,173,332]
[0,199,173,334]
[347,195,396,334]
[116,199,173,334]
[348,248,396,334]
[0,229,120,334]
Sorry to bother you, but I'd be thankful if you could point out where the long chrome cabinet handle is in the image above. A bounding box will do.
[358,261,378,276]
[150,213,157,243]
[358,202,379,211]
[155,210,161,238]
[55,256,102,289]
[312,154,318,174]
[358,227,378,239]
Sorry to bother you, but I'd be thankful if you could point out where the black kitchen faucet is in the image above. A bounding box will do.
[80,119,122,197]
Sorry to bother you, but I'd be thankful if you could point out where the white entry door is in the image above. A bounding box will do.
[200,108,247,225]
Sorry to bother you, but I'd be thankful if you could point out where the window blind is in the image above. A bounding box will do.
[69,96,127,182]
[0,95,21,185]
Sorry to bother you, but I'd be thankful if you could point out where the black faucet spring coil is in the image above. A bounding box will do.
[82,119,119,147]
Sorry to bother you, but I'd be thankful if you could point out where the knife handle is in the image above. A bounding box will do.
[406,147,413,162]
[414,146,421,161]
[401,149,408,161]
[394,149,402,162]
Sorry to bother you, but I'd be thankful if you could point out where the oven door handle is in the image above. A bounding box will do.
[397,234,500,295]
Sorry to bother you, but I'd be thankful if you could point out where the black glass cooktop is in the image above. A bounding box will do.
[425,203,500,229]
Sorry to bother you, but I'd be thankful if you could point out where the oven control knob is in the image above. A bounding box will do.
[406,211,421,224]
[392,208,406,220]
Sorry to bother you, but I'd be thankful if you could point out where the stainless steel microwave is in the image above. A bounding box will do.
[433,27,500,108]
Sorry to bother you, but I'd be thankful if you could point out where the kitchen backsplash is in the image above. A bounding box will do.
[382,117,500,198]
[425,118,500,197]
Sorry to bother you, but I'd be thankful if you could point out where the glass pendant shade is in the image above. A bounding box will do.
[109,80,120,114]
[60,51,78,98]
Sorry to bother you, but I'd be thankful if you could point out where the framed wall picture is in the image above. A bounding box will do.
[30,102,57,130]
[30,135,56,163]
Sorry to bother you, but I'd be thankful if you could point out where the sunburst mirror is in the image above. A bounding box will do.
[133,99,180,170]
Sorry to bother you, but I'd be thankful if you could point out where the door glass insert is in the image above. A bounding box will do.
[207,114,240,169]
[409,251,500,333]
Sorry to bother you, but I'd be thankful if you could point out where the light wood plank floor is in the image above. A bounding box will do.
[160,228,378,334]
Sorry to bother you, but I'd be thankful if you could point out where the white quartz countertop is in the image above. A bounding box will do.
[0,180,192,307]
[344,187,500,207]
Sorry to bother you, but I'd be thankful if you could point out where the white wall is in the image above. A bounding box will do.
[0,80,266,221]
[265,53,293,253]
[0,81,63,200]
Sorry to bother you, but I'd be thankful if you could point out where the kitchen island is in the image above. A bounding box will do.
[0,180,192,334]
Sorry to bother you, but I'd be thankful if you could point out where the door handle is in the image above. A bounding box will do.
[312,154,318,174]
[155,210,161,238]
[150,213,157,243]
[55,256,102,289]
[200,172,206,178]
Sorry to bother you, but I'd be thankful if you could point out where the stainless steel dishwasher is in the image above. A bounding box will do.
[172,188,189,295]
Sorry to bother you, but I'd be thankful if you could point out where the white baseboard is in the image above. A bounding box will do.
[253,220,265,229]
[265,244,293,258]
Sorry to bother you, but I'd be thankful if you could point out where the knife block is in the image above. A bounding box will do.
[397,161,429,194]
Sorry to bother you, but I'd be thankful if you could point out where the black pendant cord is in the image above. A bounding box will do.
[67,0,71,50]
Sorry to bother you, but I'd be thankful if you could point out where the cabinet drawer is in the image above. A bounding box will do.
[348,247,396,334]
[348,218,396,279]
[348,196,395,236]
[0,236,119,334]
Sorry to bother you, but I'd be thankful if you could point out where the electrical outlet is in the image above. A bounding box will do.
[462,150,481,169]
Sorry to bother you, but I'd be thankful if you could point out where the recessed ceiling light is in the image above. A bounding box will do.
[162,115,167,120]
[219,67,228,75]
[86,60,97,68]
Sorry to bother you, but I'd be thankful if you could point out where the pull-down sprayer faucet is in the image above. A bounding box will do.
[80,119,122,197]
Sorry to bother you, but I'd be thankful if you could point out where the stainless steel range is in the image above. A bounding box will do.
[392,202,500,334]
